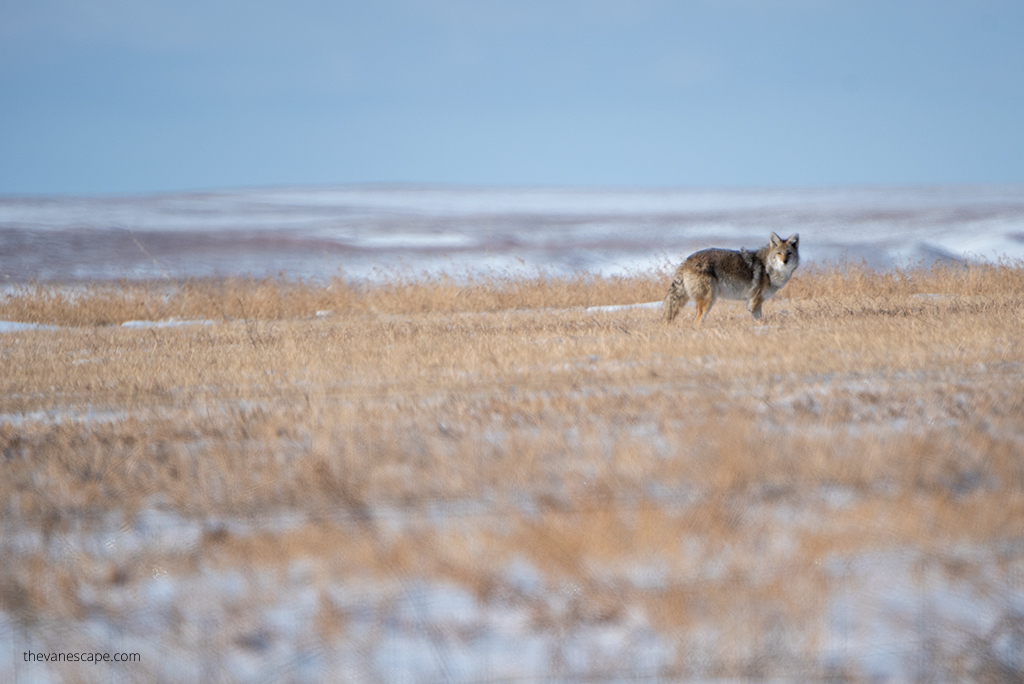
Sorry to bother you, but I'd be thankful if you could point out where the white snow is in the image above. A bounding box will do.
[0,318,216,334]
[1,184,1021,281]
[120,318,216,329]
[3,184,1024,683]
[584,301,662,314]
[0,320,60,333]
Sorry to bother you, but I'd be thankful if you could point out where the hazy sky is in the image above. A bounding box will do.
[2,0,1022,194]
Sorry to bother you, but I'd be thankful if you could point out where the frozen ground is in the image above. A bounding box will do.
[1,184,1023,282]
[2,185,1024,682]
[2,306,1023,682]
[3,497,1022,683]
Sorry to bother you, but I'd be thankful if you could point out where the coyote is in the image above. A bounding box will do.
[663,232,800,324]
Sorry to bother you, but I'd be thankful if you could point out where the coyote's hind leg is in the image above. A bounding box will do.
[686,273,716,326]
[694,293,716,325]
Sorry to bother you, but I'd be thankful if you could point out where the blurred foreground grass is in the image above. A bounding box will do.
[2,262,1023,682]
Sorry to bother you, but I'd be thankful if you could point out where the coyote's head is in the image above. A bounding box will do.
[768,232,799,271]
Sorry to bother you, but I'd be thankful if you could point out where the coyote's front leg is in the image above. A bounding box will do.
[747,266,768,321]
[748,294,764,321]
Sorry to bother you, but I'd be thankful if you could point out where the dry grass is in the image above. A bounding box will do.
[0,269,668,327]
[2,261,1024,682]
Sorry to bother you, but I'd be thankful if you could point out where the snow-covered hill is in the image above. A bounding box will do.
[2,185,1022,281]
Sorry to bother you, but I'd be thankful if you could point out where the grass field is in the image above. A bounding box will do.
[2,262,1024,683]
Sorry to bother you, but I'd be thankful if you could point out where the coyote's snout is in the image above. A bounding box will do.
[663,232,800,325]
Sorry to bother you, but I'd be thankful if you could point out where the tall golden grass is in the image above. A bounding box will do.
[2,260,1023,681]
[0,269,667,327]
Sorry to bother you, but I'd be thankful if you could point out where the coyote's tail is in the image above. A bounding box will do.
[663,278,689,323]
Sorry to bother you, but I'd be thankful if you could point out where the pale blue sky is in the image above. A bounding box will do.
[2,0,1022,194]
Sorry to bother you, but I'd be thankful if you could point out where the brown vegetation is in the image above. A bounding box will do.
[2,261,1023,681]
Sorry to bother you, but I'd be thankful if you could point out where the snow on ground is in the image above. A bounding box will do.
[0,321,60,333]
[1,184,1022,282]
[3,185,1024,682]
[584,301,663,314]
[0,318,216,333]
[120,318,216,329]
[2,489,1021,683]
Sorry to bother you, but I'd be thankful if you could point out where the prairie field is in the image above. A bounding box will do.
[2,262,1024,683]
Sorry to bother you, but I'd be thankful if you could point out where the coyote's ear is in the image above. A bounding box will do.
[770,232,782,246]
[787,233,799,248]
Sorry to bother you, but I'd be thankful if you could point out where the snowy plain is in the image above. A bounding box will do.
[1,184,1023,282]
[2,185,1024,683]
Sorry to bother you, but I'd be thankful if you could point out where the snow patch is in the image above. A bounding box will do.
[584,301,662,314]
[120,318,216,329]
[0,320,60,333]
